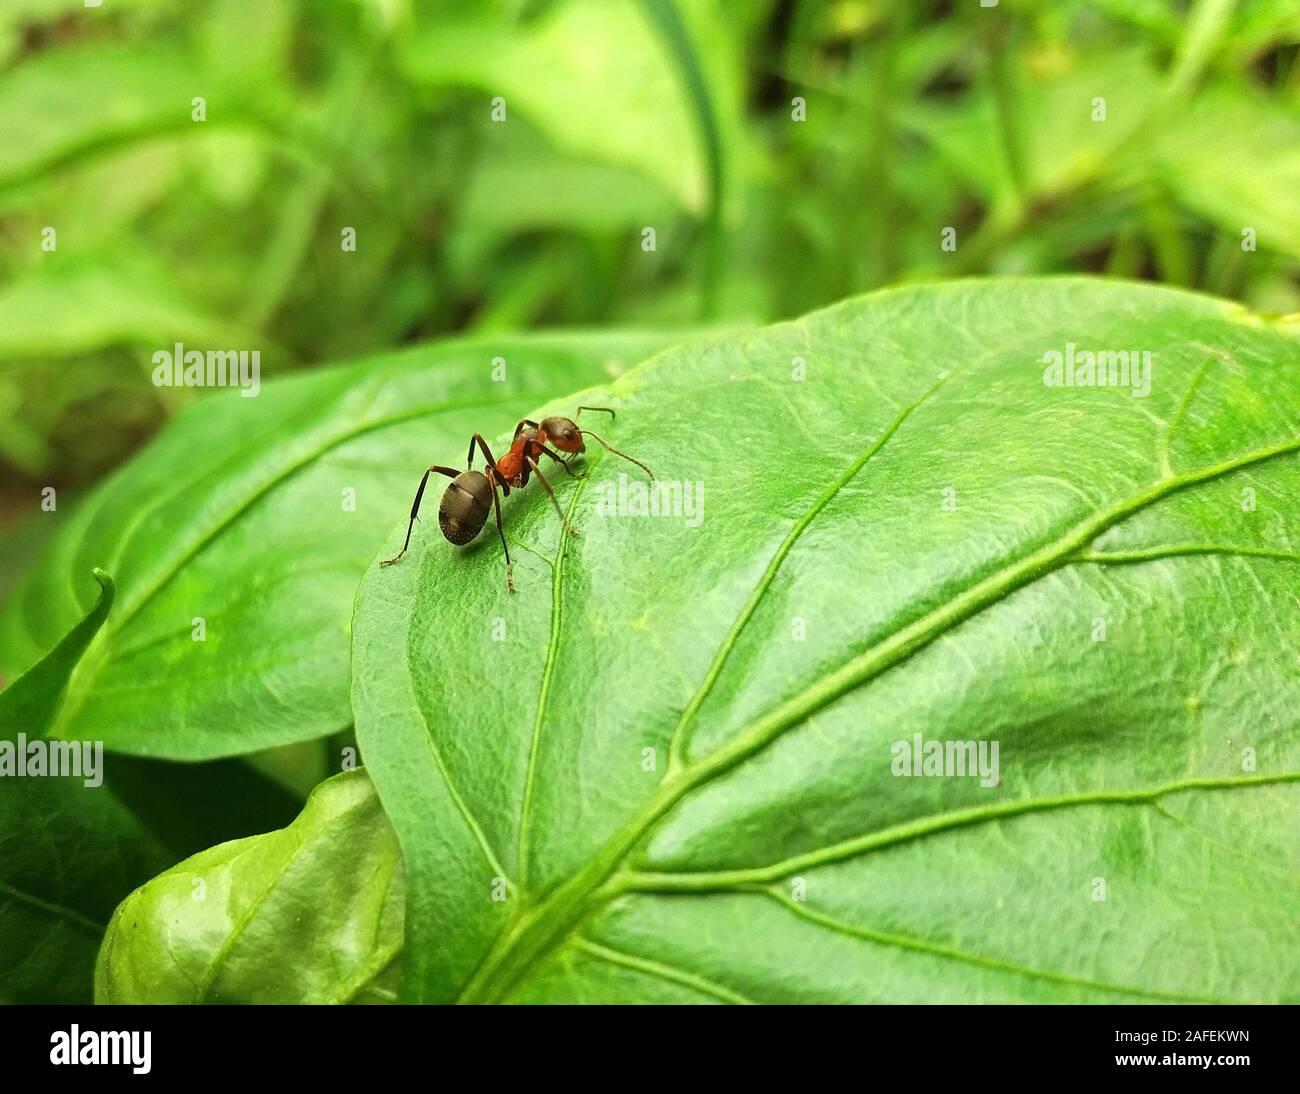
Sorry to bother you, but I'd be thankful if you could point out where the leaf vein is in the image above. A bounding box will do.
[0,880,103,936]
[517,479,588,894]
[568,936,755,1004]
[763,890,1235,1004]
[617,771,1300,889]
[665,371,955,769]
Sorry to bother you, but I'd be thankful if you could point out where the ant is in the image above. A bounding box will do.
[380,406,654,591]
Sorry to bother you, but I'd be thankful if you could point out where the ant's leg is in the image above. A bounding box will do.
[513,418,539,437]
[381,466,459,566]
[487,476,514,593]
[470,433,509,496]
[527,455,579,538]
[575,406,616,420]
[537,442,585,478]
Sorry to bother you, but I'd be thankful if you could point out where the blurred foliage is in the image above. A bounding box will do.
[1,0,1298,518]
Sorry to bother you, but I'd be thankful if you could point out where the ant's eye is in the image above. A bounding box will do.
[565,429,575,438]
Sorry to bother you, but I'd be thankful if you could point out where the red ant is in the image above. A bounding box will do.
[380,406,653,591]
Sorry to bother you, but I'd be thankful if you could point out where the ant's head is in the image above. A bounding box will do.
[540,405,656,481]
[541,416,584,453]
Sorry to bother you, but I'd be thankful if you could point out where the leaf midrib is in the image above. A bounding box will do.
[517,480,588,893]
[456,432,1300,1003]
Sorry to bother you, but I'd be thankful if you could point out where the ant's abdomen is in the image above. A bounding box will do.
[438,510,480,545]
[439,472,492,545]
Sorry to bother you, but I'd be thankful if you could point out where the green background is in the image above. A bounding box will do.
[1,0,1298,1004]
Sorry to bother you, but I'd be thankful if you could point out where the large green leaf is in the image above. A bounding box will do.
[0,330,686,759]
[351,278,1300,1003]
[96,769,403,1004]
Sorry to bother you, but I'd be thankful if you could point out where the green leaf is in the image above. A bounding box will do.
[899,48,1164,211]
[0,704,307,1008]
[400,0,713,213]
[0,330,687,759]
[96,768,403,1004]
[0,772,171,1004]
[0,257,262,361]
[0,750,305,1004]
[351,278,1300,1003]
[0,568,112,737]
[636,0,729,316]
[456,131,675,242]
[0,558,302,1003]
[0,42,200,192]
[1156,84,1300,260]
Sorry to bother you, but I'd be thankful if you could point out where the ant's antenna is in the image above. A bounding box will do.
[575,406,654,479]
[580,430,655,480]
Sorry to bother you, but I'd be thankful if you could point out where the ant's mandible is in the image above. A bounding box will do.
[380,406,654,591]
